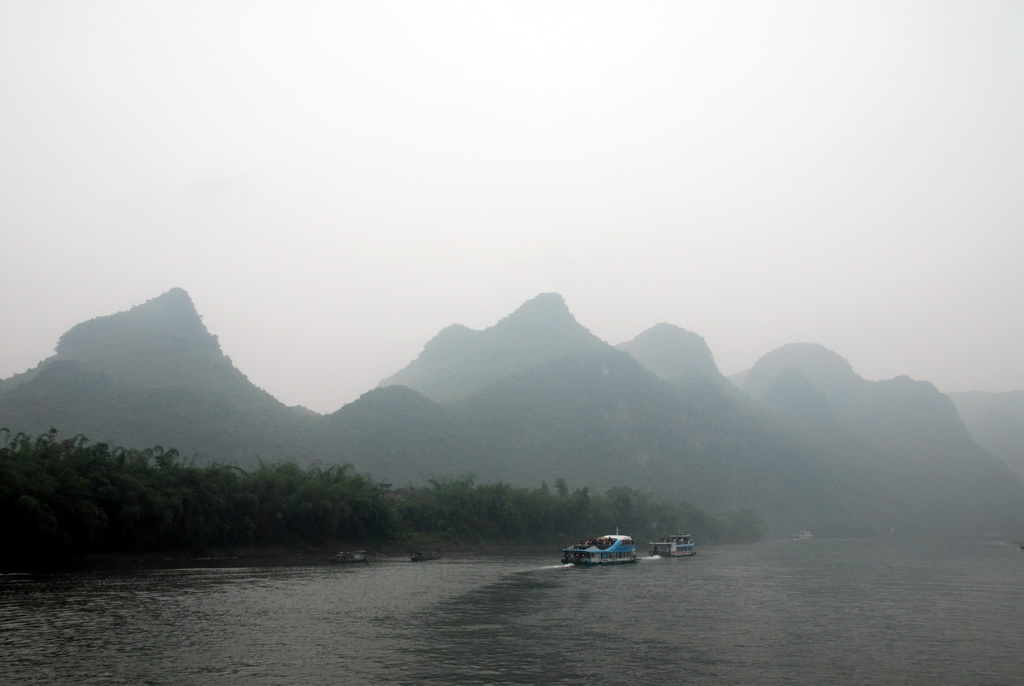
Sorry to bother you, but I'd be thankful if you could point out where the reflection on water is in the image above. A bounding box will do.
[2,539,1022,684]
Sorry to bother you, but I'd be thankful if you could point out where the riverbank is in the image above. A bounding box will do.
[10,541,560,573]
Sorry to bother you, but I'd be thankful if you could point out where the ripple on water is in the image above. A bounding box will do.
[2,542,1023,684]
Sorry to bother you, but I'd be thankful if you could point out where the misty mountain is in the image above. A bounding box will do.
[1,289,1020,539]
[0,289,321,463]
[379,292,608,403]
[450,343,834,531]
[740,343,1023,536]
[615,322,721,381]
[321,385,475,485]
[377,311,848,533]
[949,391,1024,480]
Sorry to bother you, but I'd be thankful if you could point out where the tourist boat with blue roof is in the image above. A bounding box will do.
[561,533,638,566]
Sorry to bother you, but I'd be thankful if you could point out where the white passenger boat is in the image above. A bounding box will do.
[649,533,696,557]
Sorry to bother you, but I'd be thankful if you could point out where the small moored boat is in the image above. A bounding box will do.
[649,533,696,557]
[332,550,368,563]
[561,534,637,566]
[410,550,441,562]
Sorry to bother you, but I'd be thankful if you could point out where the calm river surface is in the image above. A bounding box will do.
[2,538,1022,685]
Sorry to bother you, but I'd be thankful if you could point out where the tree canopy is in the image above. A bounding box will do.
[1,429,763,569]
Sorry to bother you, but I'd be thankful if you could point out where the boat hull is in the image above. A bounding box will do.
[561,555,638,566]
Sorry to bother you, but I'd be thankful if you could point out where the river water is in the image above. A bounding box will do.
[2,538,1022,685]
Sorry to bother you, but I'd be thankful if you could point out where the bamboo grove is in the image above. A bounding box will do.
[1,429,764,566]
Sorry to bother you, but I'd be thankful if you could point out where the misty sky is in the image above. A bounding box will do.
[2,1,1022,413]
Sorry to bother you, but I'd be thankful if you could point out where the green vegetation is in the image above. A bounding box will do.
[400,476,762,545]
[1,429,764,568]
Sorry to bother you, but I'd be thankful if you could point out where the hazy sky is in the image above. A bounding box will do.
[2,1,1022,413]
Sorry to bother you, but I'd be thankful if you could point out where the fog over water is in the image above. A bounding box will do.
[2,2,1021,413]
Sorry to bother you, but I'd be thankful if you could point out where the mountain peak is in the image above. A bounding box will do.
[492,293,576,333]
[742,343,860,399]
[58,287,201,343]
[379,293,606,403]
[505,292,570,316]
[142,286,197,314]
[53,288,224,384]
[617,323,720,380]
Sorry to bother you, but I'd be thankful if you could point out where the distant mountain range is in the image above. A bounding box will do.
[1,288,1021,539]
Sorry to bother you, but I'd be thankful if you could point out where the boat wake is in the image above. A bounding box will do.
[517,563,576,572]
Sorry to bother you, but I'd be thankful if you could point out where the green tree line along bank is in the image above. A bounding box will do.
[1,429,764,568]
